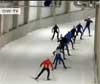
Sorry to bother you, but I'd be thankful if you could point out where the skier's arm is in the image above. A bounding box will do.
[53,57,56,64]
[50,61,53,70]
[90,20,93,23]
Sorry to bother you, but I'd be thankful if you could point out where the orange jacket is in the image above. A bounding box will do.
[40,59,53,69]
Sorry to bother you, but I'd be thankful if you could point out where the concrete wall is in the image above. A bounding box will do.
[69,1,82,12]
[41,7,51,18]
[40,1,51,18]
[3,15,13,33]
[55,1,67,14]
[7,15,13,30]
[0,8,95,48]
[28,1,37,21]
[18,1,24,26]
[95,5,100,84]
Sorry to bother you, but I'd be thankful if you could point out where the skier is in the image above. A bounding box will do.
[76,23,83,40]
[83,17,93,36]
[53,48,67,69]
[58,34,71,58]
[51,24,60,41]
[35,58,53,80]
[64,31,74,49]
[70,26,77,43]
[44,0,52,7]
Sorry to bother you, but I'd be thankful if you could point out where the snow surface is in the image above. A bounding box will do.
[0,19,95,84]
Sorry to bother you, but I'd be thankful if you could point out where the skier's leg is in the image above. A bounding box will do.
[54,59,58,69]
[88,26,91,36]
[61,48,66,60]
[70,40,74,49]
[80,31,83,40]
[73,35,76,43]
[71,35,74,43]
[76,31,78,36]
[57,31,59,41]
[51,31,56,40]
[65,44,70,56]
[60,58,67,69]
[47,69,50,80]
[83,26,87,34]
[58,59,61,64]
[35,68,45,79]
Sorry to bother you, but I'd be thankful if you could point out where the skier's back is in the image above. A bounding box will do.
[85,18,93,27]
[35,58,53,80]
[40,59,53,69]
[76,23,83,31]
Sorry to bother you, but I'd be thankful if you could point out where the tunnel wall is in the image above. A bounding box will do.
[18,1,25,26]
[0,8,95,48]
[28,1,38,21]
[95,4,100,84]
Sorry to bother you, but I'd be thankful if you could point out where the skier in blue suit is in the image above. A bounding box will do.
[64,31,74,49]
[53,48,67,69]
